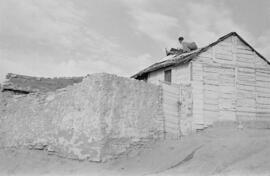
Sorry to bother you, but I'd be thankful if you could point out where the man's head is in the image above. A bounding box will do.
[178,36,184,43]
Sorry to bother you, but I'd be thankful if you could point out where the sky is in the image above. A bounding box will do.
[0,0,270,83]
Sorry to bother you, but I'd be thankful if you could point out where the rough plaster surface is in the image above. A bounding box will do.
[0,73,163,162]
[179,84,193,135]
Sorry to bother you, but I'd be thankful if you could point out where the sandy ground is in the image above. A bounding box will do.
[1,125,270,176]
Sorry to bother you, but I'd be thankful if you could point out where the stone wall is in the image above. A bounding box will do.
[0,73,163,162]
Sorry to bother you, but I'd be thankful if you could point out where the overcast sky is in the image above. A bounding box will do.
[0,0,270,82]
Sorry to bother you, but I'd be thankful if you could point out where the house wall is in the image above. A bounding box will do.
[160,82,193,138]
[147,63,191,85]
[146,63,194,132]
[192,36,270,127]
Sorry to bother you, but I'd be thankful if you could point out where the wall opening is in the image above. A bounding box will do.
[164,69,172,83]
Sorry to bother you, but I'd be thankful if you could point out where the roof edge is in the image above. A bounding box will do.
[231,32,269,65]
[131,32,269,79]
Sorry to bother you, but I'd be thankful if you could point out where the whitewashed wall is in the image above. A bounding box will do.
[161,82,193,138]
[192,35,270,126]
[145,35,270,130]
[191,61,204,129]
[147,63,190,85]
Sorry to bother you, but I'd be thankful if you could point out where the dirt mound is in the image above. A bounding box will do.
[0,125,270,176]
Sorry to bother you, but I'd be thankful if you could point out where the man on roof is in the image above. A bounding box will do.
[178,36,198,52]
[165,36,198,56]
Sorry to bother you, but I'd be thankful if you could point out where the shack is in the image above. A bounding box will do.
[132,32,270,130]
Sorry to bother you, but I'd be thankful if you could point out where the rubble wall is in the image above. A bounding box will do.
[0,73,163,162]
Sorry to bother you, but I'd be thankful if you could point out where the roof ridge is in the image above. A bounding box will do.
[131,32,269,79]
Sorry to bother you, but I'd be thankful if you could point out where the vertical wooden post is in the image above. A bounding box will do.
[177,85,182,139]
[232,36,239,123]
[190,62,193,82]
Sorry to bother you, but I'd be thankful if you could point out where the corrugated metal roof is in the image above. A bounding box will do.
[131,32,269,79]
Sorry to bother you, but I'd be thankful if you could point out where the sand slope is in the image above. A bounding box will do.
[1,125,270,176]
